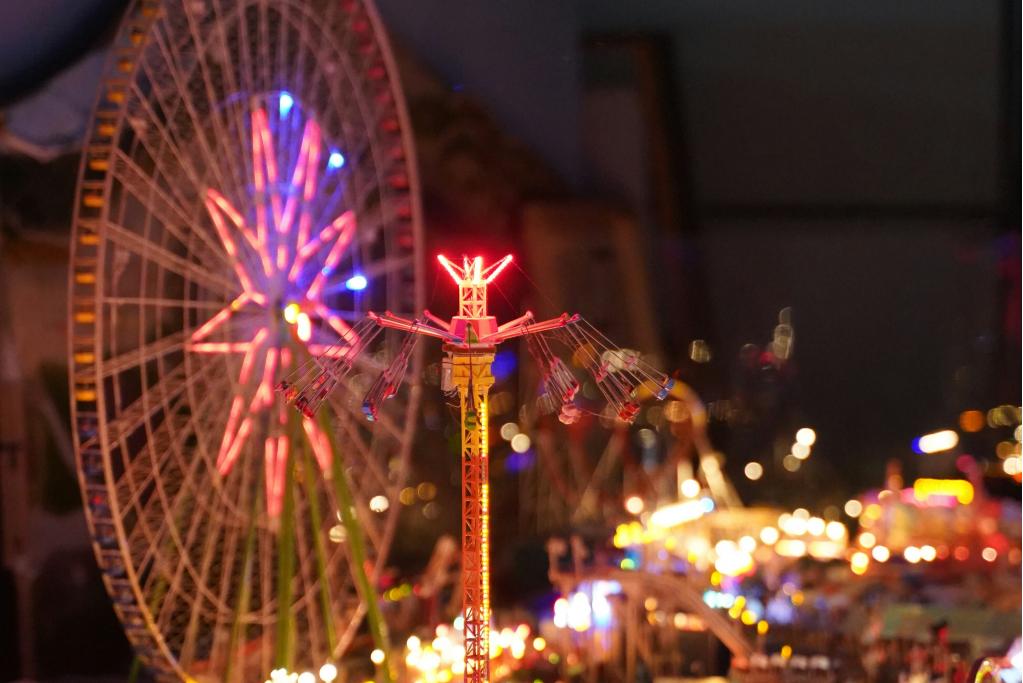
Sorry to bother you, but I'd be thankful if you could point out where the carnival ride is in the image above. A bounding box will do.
[280,253,677,682]
[525,320,846,680]
[68,0,423,679]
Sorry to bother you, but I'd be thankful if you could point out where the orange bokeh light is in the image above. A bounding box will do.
[958,410,985,432]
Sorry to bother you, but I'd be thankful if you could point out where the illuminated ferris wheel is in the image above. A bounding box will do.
[67,0,422,679]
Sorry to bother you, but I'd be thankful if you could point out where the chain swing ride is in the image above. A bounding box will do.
[281,254,676,682]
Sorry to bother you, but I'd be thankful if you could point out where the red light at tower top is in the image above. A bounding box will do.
[280,253,675,682]
[435,253,514,327]
[436,253,514,286]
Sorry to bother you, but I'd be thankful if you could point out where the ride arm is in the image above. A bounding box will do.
[482,312,579,343]
[422,309,452,333]
[368,310,460,342]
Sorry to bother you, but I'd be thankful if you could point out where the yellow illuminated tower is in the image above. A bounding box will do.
[283,253,675,682]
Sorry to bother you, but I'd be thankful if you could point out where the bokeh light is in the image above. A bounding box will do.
[744,462,764,480]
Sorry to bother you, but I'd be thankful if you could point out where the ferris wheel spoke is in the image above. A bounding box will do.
[178,508,227,667]
[297,448,340,654]
[97,330,187,379]
[207,436,259,671]
[127,386,224,536]
[151,422,234,634]
[227,3,257,146]
[289,497,326,661]
[116,408,194,556]
[207,1,256,205]
[101,296,227,310]
[114,354,225,514]
[126,358,231,556]
[123,76,211,199]
[205,529,247,672]
[121,394,225,619]
[110,148,232,271]
[331,415,391,500]
[124,118,241,285]
[106,360,209,454]
[307,20,383,134]
[181,3,250,208]
[148,23,242,202]
[255,2,272,96]
[104,221,238,300]
[257,523,274,671]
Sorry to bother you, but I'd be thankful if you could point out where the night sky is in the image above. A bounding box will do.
[1,2,1019,493]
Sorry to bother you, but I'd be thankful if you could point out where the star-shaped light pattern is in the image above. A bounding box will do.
[188,99,357,517]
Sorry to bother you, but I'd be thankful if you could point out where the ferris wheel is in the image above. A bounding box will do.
[67,0,422,679]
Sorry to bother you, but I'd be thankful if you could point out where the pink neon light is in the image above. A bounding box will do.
[208,191,245,232]
[278,434,290,467]
[191,293,248,342]
[295,212,314,269]
[217,394,250,475]
[207,189,263,258]
[302,417,333,472]
[238,327,269,384]
[326,314,351,339]
[220,417,252,475]
[264,434,291,518]
[201,101,361,518]
[289,214,345,282]
[306,211,356,300]
[206,195,262,294]
[437,254,462,284]
[188,342,252,353]
[250,111,270,271]
[303,123,321,202]
[278,119,321,236]
[307,344,351,358]
[253,349,279,408]
[293,121,321,267]
[483,254,513,284]
[292,225,332,273]
[249,110,277,276]
[252,109,282,227]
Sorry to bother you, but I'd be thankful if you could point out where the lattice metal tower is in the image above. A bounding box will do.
[282,254,675,682]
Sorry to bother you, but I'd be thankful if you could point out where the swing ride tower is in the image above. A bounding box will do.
[437,254,503,682]
[282,253,676,682]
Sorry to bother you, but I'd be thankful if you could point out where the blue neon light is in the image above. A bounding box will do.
[279,92,294,117]
[345,274,368,291]
[491,350,517,382]
[328,150,346,169]
[591,580,621,628]
[504,449,534,473]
